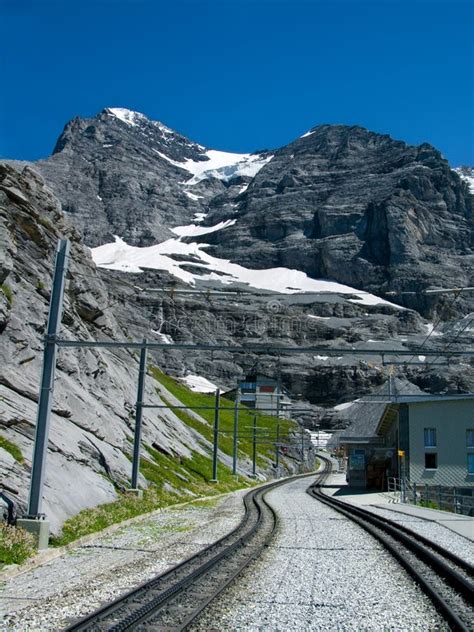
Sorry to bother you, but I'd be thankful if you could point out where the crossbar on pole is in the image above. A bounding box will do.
[55,339,474,357]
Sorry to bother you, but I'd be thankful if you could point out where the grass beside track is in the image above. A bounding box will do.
[150,367,297,466]
[5,369,299,563]
[52,448,251,547]
[50,369,299,547]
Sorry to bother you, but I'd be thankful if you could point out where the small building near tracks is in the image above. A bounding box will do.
[337,379,474,491]
[224,372,292,418]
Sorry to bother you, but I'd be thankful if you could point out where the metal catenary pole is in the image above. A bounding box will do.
[275,422,280,475]
[232,388,240,475]
[131,340,147,490]
[211,388,220,481]
[301,426,305,465]
[252,414,257,477]
[27,239,70,517]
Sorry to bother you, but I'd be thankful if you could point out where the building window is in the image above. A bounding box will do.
[468,454,474,475]
[425,453,437,469]
[424,428,437,448]
[467,430,474,448]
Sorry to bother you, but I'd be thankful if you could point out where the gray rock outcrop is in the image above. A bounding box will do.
[29,111,473,319]
[0,163,263,533]
[203,125,474,316]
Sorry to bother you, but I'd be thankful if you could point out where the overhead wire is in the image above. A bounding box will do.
[427,314,474,365]
[65,266,474,365]
[402,285,466,366]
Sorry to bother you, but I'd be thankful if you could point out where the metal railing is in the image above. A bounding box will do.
[387,477,474,516]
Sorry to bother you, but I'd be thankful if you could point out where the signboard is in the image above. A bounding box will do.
[349,454,365,470]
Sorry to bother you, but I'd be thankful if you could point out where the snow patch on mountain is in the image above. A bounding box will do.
[151,330,173,344]
[152,144,272,185]
[91,236,401,308]
[171,219,236,238]
[107,107,174,136]
[181,151,273,185]
[454,167,474,193]
[180,374,218,393]
[334,401,356,411]
[184,191,203,202]
[107,107,147,127]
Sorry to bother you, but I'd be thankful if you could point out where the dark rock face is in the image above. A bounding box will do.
[204,125,474,316]
[5,111,474,406]
[32,113,473,317]
[35,108,229,247]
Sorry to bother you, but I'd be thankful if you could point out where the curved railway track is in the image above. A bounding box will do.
[308,457,474,632]
[65,471,318,631]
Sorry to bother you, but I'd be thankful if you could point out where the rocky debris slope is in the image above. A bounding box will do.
[0,163,277,533]
[99,264,474,421]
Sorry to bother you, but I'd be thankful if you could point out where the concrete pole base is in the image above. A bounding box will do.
[125,489,143,499]
[209,479,218,483]
[16,518,50,550]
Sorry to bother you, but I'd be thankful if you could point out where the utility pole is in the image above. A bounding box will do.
[399,449,407,503]
[252,413,257,477]
[314,423,320,450]
[275,422,280,477]
[232,388,240,475]
[275,368,281,477]
[211,388,220,481]
[18,239,70,549]
[130,340,147,495]
[301,426,305,471]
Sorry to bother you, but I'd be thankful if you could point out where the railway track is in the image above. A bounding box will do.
[307,457,474,632]
[65,471,319,631]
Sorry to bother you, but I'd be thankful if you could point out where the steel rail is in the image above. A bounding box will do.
[64,470,321,632]
[307,458,474,632]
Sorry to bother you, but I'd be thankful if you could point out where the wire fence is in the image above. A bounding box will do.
[387,477,474,516]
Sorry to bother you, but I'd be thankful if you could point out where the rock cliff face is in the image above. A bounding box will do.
[32,111,473,318]
[204,125,473,316]
[0,163,267,533]
[35,108,269,249]
[2,111,474,531]
[7,108,473,402]
[35,108,206,246]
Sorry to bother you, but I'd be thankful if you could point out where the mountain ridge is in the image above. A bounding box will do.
[6,108,474,320]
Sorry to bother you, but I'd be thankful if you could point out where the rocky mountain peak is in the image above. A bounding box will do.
[9,112,474,318]
[53,107,207,164]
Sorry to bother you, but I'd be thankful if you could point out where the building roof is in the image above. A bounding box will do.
[338,379,474,444]
[338,378,422,442]
[394,393,474,404]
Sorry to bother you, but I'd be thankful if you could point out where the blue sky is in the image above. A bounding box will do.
[1,0,473,165]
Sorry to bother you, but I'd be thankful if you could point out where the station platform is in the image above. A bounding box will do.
[321,471,474,542]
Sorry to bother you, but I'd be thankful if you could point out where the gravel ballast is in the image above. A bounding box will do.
[2,474,465,631]
[0,491,246,631]
[190,477,448,631]
[363,505,474,565]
